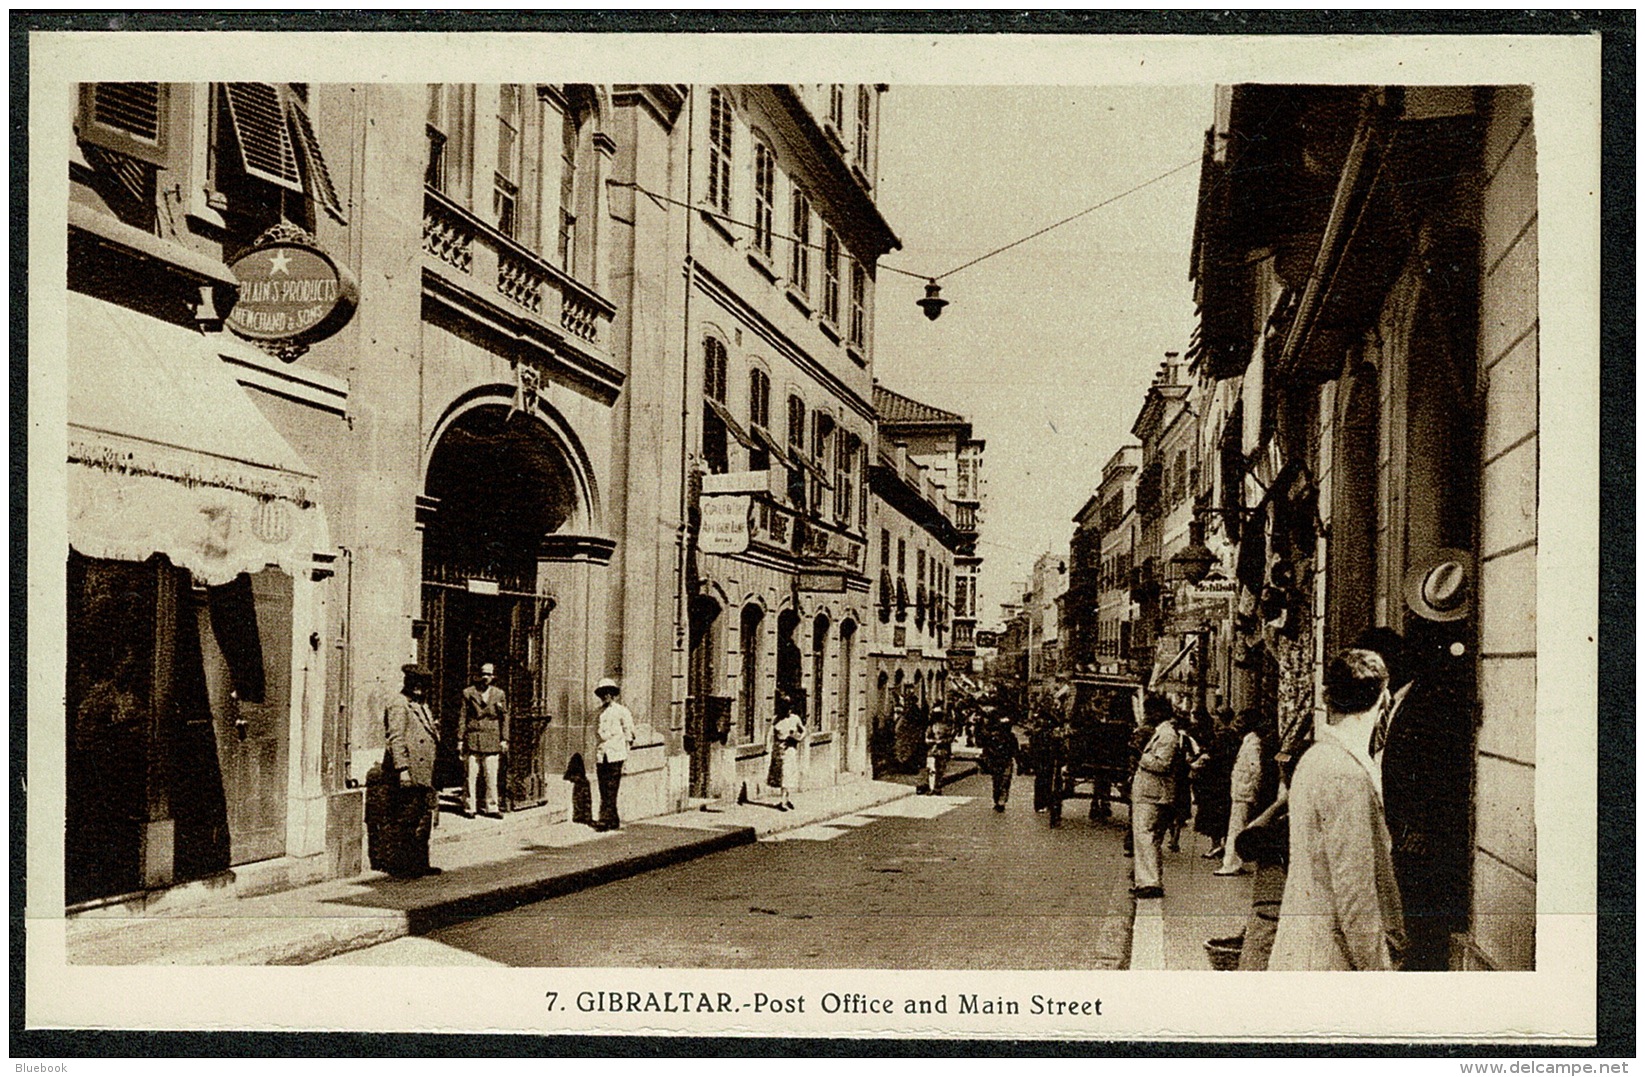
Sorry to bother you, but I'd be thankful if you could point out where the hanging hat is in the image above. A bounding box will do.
[595,677,621,695]
[1404,550,1474,623]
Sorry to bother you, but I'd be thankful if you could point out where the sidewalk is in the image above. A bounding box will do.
[1127,826,1253,970]
[64,775,913,966]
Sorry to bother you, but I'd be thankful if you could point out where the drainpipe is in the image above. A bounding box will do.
[674,88,697,760]
[1278,90,1393,376]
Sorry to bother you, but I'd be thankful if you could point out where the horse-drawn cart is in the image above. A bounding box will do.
[1043,673,1143,828]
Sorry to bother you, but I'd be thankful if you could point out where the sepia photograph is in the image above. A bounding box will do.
[21,18,1612,1049]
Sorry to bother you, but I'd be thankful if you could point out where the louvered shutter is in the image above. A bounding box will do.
[78,82,169,165]
[221,82,303,194]
[287,94,344,218]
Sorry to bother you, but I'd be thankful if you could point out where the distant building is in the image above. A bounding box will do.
[866,384,983,774]
[1095,445,1142,677]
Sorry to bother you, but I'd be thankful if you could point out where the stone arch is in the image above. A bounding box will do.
[425,386,601,534]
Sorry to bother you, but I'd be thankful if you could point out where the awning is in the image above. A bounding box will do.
[788,447,832,488]
[1148,636,1197,691]
[703,396,759,452]
[753,425,788,462]
[66,292,327,585]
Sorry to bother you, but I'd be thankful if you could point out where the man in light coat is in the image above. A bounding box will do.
[593,677,637,831]
[1129,694,1180,899]
[1270,648,1407,970]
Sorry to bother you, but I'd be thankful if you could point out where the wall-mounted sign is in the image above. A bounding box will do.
[226,226,358,361]
[699,495,752,556]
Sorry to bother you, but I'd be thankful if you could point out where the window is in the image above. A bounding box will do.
[829,84,845,132]
[702,337,730,474]
[897,538,905,576]
[559,105,579,273]
[956,455,976,501]
[848,260,867,348]
[704,337,728,403]
[822,228,841,324]
[834,432,857,523]
[788,186,811,294]
[855,85,871,165]
[214,83,343,221]
[748,368,771,470]
[811,412,834,516]
[494,84,523,238]
[753,141,775,261]
[787,395,806,451]
[425,85,449,192]
[79,82,169,165]
[880,529,891,566]
[707,88,732,215]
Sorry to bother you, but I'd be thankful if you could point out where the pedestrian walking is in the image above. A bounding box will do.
[922,704,953,794]
[768,694,805,810]
[379,663,440,877]
[1270,648,1406,970]
[1194,707,1237,863]
[977,705,1018,811]
[593,677,637,831]
[460,661,509,818]
[1129,694,1182,899]
[1216,709,1265,875]
[1166,703,1201,853]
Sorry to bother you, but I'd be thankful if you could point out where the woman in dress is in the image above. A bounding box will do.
[769,694,806,811]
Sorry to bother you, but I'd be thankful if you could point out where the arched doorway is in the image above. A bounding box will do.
[420,402,582,807]
[839,620,858,772]
[775,608,802,720]
[811,613,831,732]
[687,593,723,798]
[738,604,764,742]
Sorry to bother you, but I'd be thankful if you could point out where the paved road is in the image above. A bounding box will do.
[322,771,1135,969]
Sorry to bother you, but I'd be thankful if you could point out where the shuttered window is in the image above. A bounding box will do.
[219,83,344,219]
[78,82,169,165]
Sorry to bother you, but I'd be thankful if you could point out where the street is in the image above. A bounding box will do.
[321,771,1135,969]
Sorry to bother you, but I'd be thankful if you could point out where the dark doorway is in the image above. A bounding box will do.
[810,613,830,732]
[739,604,764,742]
[687,594,722,798]
[775,608,802,720]
[421,404,577,806]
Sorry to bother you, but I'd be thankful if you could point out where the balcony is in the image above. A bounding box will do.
[421,188,619,387]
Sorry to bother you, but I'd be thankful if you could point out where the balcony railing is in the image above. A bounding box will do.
[422,188,615,356]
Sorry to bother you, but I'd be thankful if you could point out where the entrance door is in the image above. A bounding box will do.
[204,568,292,867]
[424,585,546,807]
[687,595,722,798]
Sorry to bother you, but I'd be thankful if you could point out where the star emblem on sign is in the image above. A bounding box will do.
[268,249,292,275]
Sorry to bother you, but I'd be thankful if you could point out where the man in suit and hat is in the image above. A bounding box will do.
[1377,551,1476,969]
[593,677,637,831]
[382,663,440,877]
[460,661,510,818]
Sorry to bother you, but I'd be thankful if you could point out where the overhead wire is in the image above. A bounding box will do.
[609,153,1201,288]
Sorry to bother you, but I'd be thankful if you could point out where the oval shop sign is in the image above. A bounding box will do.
[226,241,357,346]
